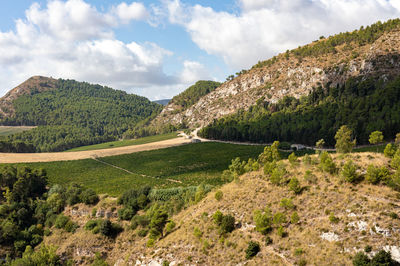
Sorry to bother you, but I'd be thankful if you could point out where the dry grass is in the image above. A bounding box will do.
[43,152,400,265]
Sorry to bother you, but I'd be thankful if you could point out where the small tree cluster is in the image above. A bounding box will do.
[213,210,235,234]
[319,151,336,174]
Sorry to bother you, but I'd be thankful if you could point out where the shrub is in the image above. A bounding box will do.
[193,227,203,238]
[365,165,381,184]
[341,160,358,183]
[220,215,235,234]
[304,170,317,184]
[319,151,336,174]
[265,236,273,245]
[118,207,135,221]
[277,226,287,237]
[80,188,99,205]
[84,220,100,231]
[54,214,69,229]
[364,245,372,253]
[137,229,148,237]
[264,161,277,176]
[253,208,272,235]
[99,220,112,236]
[288,152,298,165]
[288,178,302,194]
[213,210,223,226]
[64,220,78,233]
[329,213,340,224]
[165,220,176,234]
[270,164,287,185]
[384,143,396,158]
[131,215,150,230]
[214,190,223,201]
[245,241,260,259]
[280,198,295,210]
[391,150,400,170]
[291,212,300,224]
[273,212,287,225]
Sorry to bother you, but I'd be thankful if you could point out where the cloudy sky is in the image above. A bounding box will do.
[0,0,400,100]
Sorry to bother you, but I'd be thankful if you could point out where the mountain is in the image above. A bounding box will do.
[153,99,171,106]
[0,77,161,152]
[155,19,400,132]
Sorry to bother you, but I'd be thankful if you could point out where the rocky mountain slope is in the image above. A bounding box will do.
[152,20,400,129]
[43,151,400,265]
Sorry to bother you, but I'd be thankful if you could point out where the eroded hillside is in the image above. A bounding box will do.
[152,21,400,128]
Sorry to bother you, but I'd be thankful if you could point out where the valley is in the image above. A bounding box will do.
[1,18,400,266]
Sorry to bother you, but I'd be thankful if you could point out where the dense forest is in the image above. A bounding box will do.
[169,80,221,111]
[199,75,400,146]
[252,19,400,69]
[0,79,161,152]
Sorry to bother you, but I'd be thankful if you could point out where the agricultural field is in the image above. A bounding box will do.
[0,126,35,136]
[11,142,266,196]
[66,132,178,151]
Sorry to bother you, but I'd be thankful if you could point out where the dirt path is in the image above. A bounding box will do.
[0,137,191,163]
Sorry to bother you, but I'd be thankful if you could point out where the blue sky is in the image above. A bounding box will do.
[0,0,399,100]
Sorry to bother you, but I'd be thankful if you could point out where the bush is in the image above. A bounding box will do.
[329,213,340,224]
[193,227,203,238]
[291,212,300,224]
[319,152,336,174]
[213,210,223,226]
[366,165,381,184]
[304,170,317,184]
[245,241,260,259]
[84,220,100,231]
[165,220,176,234]
[280,198,295,210]
[214,190,223,201]
[273,212,287,226]
[253,208,272,235]
[264,161,277,176]
[288,152,298,165]
[353,250,397,265]
[288,178,302,194]
[392,150,400,170]
[64,220,78,233]
[137,229,148,237]
[99,220,112,236]
[80,188,99,205]
[131,215,150,230]
[54,214,69,229]
[220,215,235,234]
[277,226,287,237]
[384,143,396,158]
[341,160,358,183]
[270,164,287,185]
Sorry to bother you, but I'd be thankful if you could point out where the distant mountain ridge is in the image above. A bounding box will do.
[153,99,171,106]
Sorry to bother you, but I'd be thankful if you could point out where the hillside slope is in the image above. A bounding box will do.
[42,151,400,265]
[0,78,161,152]
[154,19,400,129]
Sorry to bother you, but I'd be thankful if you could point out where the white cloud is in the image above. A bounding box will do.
[167,0,400,69]
[0,0,208,100]
[180,60,210,84]
[113,2,149,24]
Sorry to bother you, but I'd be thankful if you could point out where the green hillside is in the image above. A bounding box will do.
[200,75,400,146]
[0,79,161,152]
[169,80,221,110]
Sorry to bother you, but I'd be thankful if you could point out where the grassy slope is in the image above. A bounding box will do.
[66,133,178,152]
[14,143,264,196]
[44,152,400,265]
[0,126,35,136]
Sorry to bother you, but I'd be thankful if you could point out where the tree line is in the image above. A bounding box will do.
[199,75,400,146]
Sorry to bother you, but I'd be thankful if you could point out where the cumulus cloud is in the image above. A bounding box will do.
[167,0,400,69]
[0,0,212,100]
[113,2,149,23]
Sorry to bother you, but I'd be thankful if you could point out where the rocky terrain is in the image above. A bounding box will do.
[152,28,400,128]
[43,152,400,265]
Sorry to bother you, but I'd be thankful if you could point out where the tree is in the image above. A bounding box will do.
[384,143,396,158]
[369,131,383,152]
[253,208,272,235]
[341,160,358,183]
[316,139,325,153]
[245,241,260,259]
[288,178,302,194]
[335,125,356,153]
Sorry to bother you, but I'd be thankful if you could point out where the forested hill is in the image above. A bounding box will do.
[199,75,400,146]
[0,78,161,152]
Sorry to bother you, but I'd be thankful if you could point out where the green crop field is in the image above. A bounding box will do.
[0,126,35,136]
[12,142,265,196]
[66,132,178,151]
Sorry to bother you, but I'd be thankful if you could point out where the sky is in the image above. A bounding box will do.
[0,1,400,100]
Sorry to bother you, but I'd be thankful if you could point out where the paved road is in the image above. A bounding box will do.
[0,137,191,163]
